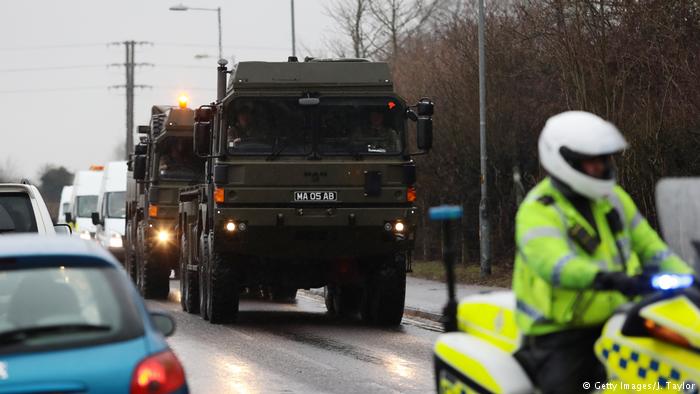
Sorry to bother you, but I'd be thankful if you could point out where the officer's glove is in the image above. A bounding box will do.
[593,271,642,297]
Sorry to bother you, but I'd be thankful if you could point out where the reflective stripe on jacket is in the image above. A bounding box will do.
[513,178,692,335]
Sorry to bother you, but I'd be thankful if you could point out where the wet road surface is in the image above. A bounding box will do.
[147,286,440,393]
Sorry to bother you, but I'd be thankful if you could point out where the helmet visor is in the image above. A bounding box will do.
[560,147,617,180]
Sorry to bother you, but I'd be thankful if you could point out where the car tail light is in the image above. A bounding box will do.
[130,350,186,394]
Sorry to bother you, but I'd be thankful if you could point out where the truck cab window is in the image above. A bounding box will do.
[157,137,204,181]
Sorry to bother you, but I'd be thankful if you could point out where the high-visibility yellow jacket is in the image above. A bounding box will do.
[513,178,693,335]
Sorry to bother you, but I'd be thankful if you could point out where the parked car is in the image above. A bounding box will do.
[93,161,128,262]
[0,235,188,394]
[0,182,70,236]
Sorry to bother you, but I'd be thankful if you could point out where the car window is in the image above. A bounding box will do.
[0,265,144,354]
[0,193,37,233]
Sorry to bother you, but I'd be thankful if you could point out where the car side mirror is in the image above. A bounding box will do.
[194,122,212,157]
[91,212,102,226]
[54,223,72,235]
[64,212,73,223]
[133,155,147,181]
[150,311,176,337]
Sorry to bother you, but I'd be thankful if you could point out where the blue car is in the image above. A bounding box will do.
[0,235,188,394]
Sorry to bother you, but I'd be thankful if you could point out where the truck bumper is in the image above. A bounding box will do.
[212,207,416,258]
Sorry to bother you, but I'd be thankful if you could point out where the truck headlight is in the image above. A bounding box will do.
[156,230,172,243]
[109,233,123,248]
[394,222,405,233]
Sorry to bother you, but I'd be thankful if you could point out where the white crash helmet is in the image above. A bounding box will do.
[538,111,628,199]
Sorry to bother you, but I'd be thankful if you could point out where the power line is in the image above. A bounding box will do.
[0,86,107,94]
[0,65,108,73]
[155,41,288,51]
[0,43,106,52]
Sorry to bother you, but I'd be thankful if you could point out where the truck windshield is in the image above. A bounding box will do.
[318,97,404,155]
[157,137,205,181]
[76,196,97,218]
[106,192,126,219]
[225,98,311,155]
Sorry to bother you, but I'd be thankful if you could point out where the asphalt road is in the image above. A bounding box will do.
[147,283,441,394]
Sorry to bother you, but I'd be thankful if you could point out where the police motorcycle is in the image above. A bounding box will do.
[429,205,700,394]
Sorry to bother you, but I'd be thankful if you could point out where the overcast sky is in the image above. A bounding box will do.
[0,0,338,180]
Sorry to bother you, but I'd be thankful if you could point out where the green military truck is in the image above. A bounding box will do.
[179,58,433,325]
[125,104,204,299]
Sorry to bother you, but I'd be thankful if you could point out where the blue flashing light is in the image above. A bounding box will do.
[651,274,694,291]
[429,205,463,221]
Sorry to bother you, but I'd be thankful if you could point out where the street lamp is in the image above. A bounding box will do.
[169,4,223,61]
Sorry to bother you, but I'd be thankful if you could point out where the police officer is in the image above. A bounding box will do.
[512,111,693,393]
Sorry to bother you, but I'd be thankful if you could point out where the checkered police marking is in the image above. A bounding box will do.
[596,338,697,392]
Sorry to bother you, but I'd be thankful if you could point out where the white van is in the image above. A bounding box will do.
[57,185,74,224]
[69,167,104,240]
[93,161,127,262]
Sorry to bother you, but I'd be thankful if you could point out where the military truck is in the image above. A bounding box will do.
[179,58,433,325]
[125,104,204,299]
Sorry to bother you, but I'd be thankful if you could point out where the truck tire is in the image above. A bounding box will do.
[206,251,239,324]
[326,285,362,317]
[324,286,335,314]
[179,235,199,314]
[124,250,137,283]
[198,236,210,320]
[137,251,170,300]
[361,253,406,326]
[270,286,297,302]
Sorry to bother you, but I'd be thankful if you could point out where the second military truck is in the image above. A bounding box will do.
[179,58,433,325]
[126,103,204,298]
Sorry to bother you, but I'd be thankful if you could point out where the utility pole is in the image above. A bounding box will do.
[109,41,152,159]
[291,0,296,57]
[478,0,491,276]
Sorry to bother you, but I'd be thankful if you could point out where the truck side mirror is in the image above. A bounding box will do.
[417,118,433,151]
[416,98,434,152]
[133,155,147,181]
[134,144,147,155]
[91,212,102,226]
[194,122,212,157]
[64,212,73,224]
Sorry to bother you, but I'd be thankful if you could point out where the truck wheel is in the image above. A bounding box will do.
[324,286,335,314]
[179,235,199,314]
[329,285,363,317]
[206,252,239,324]
[137,251,170,300]
[198,237,210,320]
[271,286,297,302]
[124,250,137,283]
[361,253,406,326]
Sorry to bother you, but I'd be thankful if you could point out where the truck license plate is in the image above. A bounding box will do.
[294,191,338,202]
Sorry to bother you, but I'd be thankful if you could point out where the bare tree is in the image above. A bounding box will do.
[326,0,381,58]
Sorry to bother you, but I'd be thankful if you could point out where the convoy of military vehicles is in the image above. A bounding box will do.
[124,57,433,326]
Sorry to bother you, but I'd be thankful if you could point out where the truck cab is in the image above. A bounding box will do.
[179,58,433,324]
[126,104,205,299]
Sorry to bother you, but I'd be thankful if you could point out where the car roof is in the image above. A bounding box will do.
[0,183,37,197]
[0,234,118,268]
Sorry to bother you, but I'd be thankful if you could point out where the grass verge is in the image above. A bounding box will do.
[409,260,513,288]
